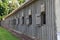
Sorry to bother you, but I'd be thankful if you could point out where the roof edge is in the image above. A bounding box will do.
[3,0,35,20]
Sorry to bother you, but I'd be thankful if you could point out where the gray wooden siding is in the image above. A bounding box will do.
[1,0,57,40]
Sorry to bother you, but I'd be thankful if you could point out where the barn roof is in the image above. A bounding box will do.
[3,0,35,20]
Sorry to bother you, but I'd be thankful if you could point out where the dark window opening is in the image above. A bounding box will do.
[22,17,24,24]
[29,15,32,25]
[41,11,46,25]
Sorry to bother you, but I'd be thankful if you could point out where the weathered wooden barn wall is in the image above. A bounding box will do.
[55,0,60,32]
[1,0,57,40]
[55,0,60,40]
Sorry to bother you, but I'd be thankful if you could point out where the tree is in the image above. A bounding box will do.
[18,0,25,4]
[0,0,25,19]
[0,0,9,16]
[8,0,20,13]
[1,0,9,3]
[8,0,25,13]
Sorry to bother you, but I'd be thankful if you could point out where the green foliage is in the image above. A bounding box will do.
[2,0,9,3]
[18,0,25,4]
[0,1,9,16]
[0,0,8,14]
[0,0,25,20]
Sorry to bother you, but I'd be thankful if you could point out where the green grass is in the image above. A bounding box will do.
[0,27,20,40]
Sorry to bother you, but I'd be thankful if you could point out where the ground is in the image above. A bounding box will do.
[0,27,20,40]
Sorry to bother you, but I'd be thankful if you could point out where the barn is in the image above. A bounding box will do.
[1,0,60,40]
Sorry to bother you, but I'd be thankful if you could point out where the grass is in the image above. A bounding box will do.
[0,27,20,40]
